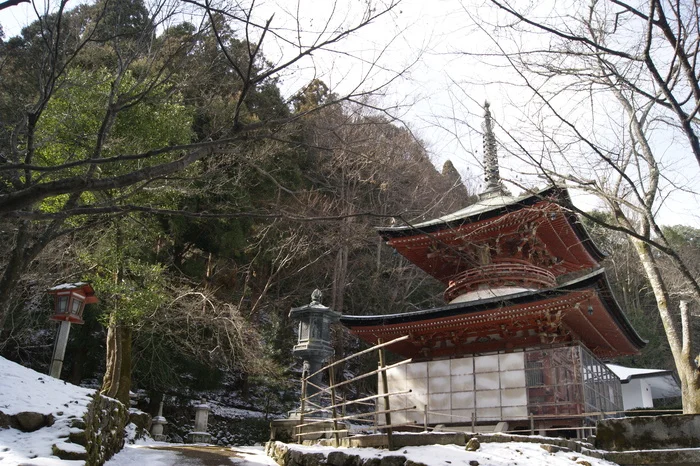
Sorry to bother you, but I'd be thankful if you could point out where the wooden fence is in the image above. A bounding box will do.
[294,335,682,447]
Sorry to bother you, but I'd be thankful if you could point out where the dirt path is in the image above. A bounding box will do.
[107,444,278,466]
[150,445,250,465]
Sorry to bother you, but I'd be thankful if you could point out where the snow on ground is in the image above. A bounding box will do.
[0,356,96,465]
[230,446,279,465]
[285,442,619,466]
[0,357,94,416]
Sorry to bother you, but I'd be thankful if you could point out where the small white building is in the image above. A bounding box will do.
[606,364,681,410]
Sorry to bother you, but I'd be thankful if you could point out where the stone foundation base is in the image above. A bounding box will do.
[187,432,211,443]
[596,414,700,451]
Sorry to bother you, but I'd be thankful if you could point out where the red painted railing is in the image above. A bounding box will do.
[444,259,556,302]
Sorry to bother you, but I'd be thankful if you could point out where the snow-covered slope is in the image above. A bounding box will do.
[0,356,95,465]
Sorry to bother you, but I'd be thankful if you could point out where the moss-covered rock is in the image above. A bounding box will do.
[52,441,88,461]
[127,409,152,442]
[82,393,129,465]
[466,438,480,451]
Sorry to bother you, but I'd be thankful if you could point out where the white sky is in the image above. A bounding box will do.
[2,0,699,227]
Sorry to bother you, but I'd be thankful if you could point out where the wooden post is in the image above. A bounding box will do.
[471,411,476,433]
[298,367,308,444]
[328,363,340,447]
[377,339,394,450]
[374,398,379,433]
[423,404,428,432]
[529,412,534,436]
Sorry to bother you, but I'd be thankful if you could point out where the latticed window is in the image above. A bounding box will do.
[526,360,544,386]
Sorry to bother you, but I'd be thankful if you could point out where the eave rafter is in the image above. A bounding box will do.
[387,201,598,284]
[346,282,641,359]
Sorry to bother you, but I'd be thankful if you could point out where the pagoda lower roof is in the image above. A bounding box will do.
[340,268,645,360]
[376,186,605,283]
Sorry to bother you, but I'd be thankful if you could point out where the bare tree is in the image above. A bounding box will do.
[0,0,406,328]
[0,0,29,11]
[448,0,700,411]
[0,0,414,405]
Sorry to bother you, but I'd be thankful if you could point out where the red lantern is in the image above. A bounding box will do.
[47,282,98,324]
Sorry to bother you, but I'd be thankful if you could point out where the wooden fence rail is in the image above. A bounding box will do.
[294,334,674,447]
[296,335,410,449]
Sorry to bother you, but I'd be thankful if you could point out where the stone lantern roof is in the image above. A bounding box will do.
[289,290,341,362]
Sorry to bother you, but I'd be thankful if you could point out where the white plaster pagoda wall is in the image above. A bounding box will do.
[379,353,529,426]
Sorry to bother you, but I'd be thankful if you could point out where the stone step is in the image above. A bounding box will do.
[69,429,87,446]
[70,417,87,430]
[52,441,88,461]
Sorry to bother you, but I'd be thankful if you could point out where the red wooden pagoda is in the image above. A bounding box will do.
[340,103,645,434]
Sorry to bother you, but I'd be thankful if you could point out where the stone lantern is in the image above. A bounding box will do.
[187,402,211,444]
[47,282,98,378]
[269,289,342,441]
[289,289,341,408]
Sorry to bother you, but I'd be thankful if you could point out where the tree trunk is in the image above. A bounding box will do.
[634,240,700,413]
[0,219,70,328]
[332,245,348,315]
[69,345,87,386]
[101,318,132,406]
[116,325,132,406]
[0,223,32,328]
[680,371,700,413]
[101,318,121,399]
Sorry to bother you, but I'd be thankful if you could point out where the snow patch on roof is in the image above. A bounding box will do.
[48,282,89,291]
[606,363,670,382]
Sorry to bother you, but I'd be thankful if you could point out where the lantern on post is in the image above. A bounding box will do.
[48,282,98,324]
[47,282,98,378]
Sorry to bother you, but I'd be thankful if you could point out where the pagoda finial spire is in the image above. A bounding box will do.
[482,101,508,197]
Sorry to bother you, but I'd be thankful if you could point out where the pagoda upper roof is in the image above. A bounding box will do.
[340,268,646,360]
[376,186,606,283]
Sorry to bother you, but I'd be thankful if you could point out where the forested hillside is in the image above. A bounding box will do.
[0,0,472,412]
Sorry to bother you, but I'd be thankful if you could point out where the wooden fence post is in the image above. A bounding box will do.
[374,398,379,433]
[377,339,393,450]
[328,363,340,447]
[298,363,308,444]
